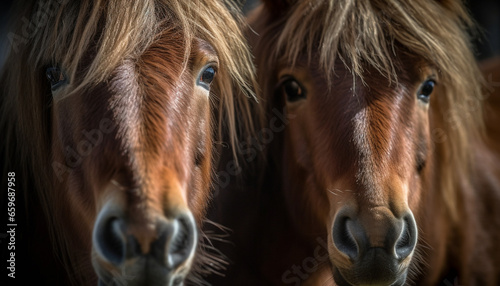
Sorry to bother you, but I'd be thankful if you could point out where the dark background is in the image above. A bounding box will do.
[0,0,498,285]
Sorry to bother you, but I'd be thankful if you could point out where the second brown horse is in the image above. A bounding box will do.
[207,0,500,285]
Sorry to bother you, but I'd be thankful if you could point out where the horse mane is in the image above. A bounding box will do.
[255,0,485,224]
[4,0,259,144]
[0,0,260,284]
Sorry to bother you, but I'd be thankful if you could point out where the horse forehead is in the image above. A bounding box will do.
[310,72,415,180]
[92,57,193,159]
[84,34,210,179]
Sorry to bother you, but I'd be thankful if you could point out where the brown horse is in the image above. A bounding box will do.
[0,0,259,285]
[207,0,500,285]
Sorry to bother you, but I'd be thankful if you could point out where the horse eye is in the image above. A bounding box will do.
[281,78,306,102]
[197,66,216,91]
[417,79,435,103]
[46,67,67,90]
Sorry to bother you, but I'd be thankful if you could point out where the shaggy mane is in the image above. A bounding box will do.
[0,0,260,284]
[257,0,485,224]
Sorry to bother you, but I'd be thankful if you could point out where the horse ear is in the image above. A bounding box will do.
[261,0,295,17]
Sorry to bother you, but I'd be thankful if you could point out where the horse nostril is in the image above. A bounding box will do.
[333,215,360,260]
[166,213,197,269]
[93,207,198,272]
[395,214,418,260]
[94,217,127,266]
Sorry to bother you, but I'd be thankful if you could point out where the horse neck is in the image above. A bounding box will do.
[414,135,500,284]
[257,149,319,283]
[20,159,95,285]
[9,164,75,284]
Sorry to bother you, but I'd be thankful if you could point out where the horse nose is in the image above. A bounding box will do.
[93,208,197,269]
[395,213,418,260]
[332,208,417,262]
[162,213,198,269]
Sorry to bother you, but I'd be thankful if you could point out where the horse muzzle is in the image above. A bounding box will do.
[330,206,417,286]
[91,201,197,286]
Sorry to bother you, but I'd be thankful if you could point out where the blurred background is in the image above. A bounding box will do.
[0,0,498,68]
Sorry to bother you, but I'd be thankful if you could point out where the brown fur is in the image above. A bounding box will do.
[0,0,261,285]
[207,0,500,285]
